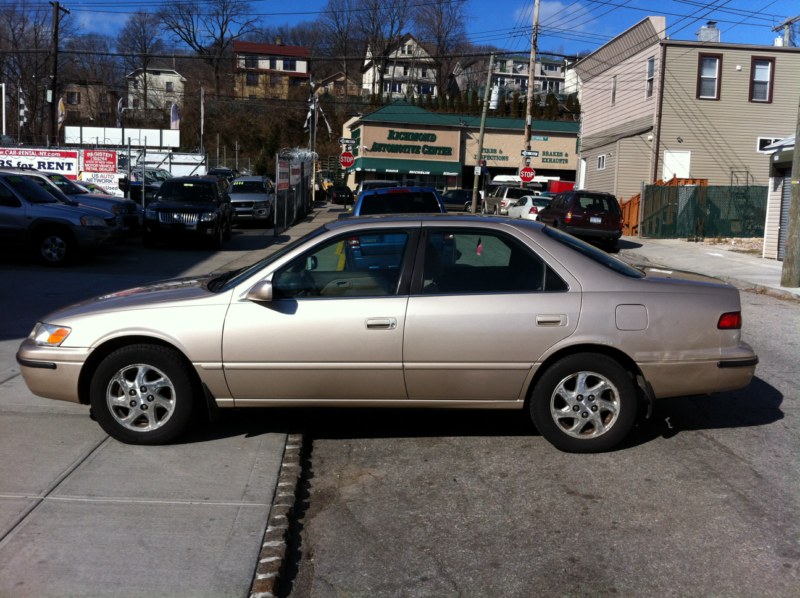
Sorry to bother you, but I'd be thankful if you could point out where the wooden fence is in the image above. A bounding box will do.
[620,177,708,236]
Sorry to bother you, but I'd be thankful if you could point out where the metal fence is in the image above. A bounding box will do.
[639,185,767,239]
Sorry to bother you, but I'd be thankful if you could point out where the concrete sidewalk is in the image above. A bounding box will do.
[619,236,800,302]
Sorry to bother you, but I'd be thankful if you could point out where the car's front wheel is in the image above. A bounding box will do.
[89,344,197,445]
[530,353,637,453]
[35,227,74,266]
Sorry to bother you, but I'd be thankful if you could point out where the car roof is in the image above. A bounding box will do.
[358,185,439,196]
[232,175,266,182]
[325,212,541,231]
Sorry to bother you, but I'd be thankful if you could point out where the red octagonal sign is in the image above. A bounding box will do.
[339,151,355,168]
[519,166,535,183]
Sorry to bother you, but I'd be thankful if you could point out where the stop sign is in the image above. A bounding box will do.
[519,166,535,183]
[339,151,355,168]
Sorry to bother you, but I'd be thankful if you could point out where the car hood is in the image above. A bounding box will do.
[42,275,222,321]
[149,199,217,210]
[230,193,270,201]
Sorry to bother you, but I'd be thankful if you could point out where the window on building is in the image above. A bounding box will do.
[246,72,259,86]
[403,66,409,77]
[421,68,428,78]
[133,80,139,90]
[543,63,559,72]
[269,57,277,70]
[383,81,402,93]
[165,81,174,93]
[284,58,296,71]
[611,76,617,105]
[646,57,655,98]
[597,155,606,170]
[132,98,140,109]
[66,91,80,105]
[419,84,433,95]
[697,53,722,100]
[750,57,774,103]
[245,55,258,68]
[756,136,782,153]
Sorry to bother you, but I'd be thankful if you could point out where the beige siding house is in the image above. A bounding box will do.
[575,16,800,205]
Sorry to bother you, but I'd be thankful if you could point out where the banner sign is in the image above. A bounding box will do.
[0,148,80,178]
[277,159,290,191]
[82,150,117,174]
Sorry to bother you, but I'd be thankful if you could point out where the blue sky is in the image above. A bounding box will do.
[71,0,796,56]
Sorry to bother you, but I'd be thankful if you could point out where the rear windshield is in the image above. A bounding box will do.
[359,191,442,215]
[543,226,643,278]
[573,194,620,214]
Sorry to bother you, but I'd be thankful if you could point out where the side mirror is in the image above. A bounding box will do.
[245,280,273,302]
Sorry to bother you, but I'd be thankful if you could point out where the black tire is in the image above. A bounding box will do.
[35,228,74,266]
[89,344,197,445]
[530,353,637,453]
[606,238,620,253]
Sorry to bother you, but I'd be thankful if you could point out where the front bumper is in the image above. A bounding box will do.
[16,337,90,403]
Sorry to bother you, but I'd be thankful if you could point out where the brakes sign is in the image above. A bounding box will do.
[0,148,80,179]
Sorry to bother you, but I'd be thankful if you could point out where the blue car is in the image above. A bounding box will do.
[345,186,447,217]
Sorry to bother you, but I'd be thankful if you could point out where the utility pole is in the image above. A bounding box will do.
[471,53,495,213]
[522,0,541,182]
[780,93,800,287]
[50,1,69,144]
[772,15,799,46]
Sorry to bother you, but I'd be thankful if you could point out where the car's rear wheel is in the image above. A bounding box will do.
[530,353,637,453]
[35,228,74,266]
[89,344,197,445]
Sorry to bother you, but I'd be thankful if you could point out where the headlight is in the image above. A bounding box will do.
[201,212,218,222]
[31,322,72,346]
[80,215,106,226]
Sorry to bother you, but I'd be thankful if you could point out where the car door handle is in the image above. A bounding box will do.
[366,318,397,330]
[536,314,567,326]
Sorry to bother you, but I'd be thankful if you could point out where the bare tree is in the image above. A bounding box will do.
[117,11,164,113]
[159,0,258,97]
[319,0,359,81]
[413,0,468,100]
[0,2,53,143]
[355,0,410,96]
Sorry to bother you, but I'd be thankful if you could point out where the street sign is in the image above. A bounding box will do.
[519,166,535,183]
[520,150,539,157]
[474,166,482,176]
[339,137,355,145]
[339,151,355,168]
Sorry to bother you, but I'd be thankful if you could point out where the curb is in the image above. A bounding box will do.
[249,433,305,598]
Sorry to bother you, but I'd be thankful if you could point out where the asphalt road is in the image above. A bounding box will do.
[284,289,800,597]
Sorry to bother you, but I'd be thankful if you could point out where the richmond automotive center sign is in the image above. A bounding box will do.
[0,148,80,179]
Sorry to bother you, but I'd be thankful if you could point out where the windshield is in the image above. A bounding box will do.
[48,173,86,194]
[231,180,266,194]
[5,175,60,204]
[156,181,216,202]
[543,226,644,278]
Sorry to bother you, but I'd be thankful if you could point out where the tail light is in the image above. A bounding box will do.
[347,236,361,249]
[528,207,538,215]
[717,312,742,329]
[565,210,573,223]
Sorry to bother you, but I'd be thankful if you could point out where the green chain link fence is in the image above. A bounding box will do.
[639,185,767,239]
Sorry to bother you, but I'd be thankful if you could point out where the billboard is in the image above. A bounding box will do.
[0,148,80,178]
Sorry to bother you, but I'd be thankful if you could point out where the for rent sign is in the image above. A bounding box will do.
[0,148,80,178]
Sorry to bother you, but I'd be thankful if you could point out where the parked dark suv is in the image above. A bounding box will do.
[538,190,623,250]
[143,176,234,249]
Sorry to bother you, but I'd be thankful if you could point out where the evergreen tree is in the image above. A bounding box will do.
[511,92,521,118]
[544,93,559,119]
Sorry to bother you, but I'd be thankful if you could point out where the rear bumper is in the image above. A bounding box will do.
[641,343,758,399]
